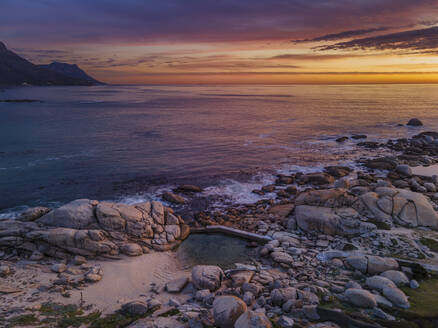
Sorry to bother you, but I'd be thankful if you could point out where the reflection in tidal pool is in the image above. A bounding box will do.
[175,233,257,270]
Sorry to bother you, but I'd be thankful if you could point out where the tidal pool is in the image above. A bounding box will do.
[175,233,258,269]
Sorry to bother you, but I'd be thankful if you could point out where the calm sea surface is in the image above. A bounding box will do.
[1,84,438,214]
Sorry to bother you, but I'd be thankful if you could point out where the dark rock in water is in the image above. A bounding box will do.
[261,184,276,192]
[417,131,438,139]
[17,206,51,222]
[365,157,398,170]
[162,192,186,204]
[407,118,423,126]
[336,136,348,143]
[357,141,379,149]
[297,172,335,185]
[275,175,294,185]
[324,166,352,178]
[174,184,202,193]
[351,134,367,140]
[285,186,297,194]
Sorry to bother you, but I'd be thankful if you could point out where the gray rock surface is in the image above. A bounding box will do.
[235,311,272,328]
[192,265,224,291]
[213,296,247,328]
[344,288,377,308]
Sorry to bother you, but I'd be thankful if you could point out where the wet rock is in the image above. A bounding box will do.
[352,134,367,140]
[17,207,51,222]
[324,166,352,178]
[344,288,377,308]
[213,296,247,328]
[262,185,276,193]
[166,277,189,293]
[297,173,335,186]
[336,137,348,143]
[192,265,224,291]
[163,192,186,204]
[235,311,272,328]
[407,118,423,126]
[174,185,202,193]
[358,141,379,149]
[365,157,397,171]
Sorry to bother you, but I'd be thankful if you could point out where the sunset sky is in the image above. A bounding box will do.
[2,0,438,84]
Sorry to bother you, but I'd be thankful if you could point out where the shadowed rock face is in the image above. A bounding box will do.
[0,199,190,259]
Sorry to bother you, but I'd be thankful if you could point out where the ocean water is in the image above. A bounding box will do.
[1,84,438,215]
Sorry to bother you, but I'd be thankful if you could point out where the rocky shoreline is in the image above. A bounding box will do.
[2,122,438,327]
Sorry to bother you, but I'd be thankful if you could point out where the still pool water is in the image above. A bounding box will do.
[175,233,258,269]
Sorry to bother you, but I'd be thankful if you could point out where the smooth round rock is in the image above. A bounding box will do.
[344,288,377,308]
[213,296,247,328]
[235,310,272,328]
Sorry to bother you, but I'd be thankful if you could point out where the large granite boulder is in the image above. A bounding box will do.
[213,296,247,328]
[295,189,355,208]
[17,207,51,222]
[297,173,335,186]
[192,265,224,291]
[295,205,375,236]
[346,255,399,275]
[380,270,409,286]
[37,199,98,229]
[353,188,438,229]
[0,199,190,259]
[344,288,377,308]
